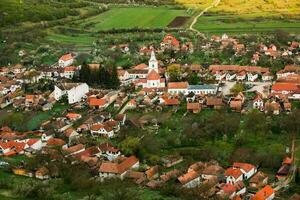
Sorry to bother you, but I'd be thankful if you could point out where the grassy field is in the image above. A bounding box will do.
[195,14,300,34]
[77,7,192,31]
[26,104,69,130]
[46,33,96,46]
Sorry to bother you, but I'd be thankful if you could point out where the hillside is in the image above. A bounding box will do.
[176,0,300,17]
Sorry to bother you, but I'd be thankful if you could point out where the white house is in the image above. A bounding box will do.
[262,72,273,81]
[25,139,43,151]
[58,53,74,67]
[247,73,259,82]
[253,94,264,111]
[236,71,246,81]
[214,71,226,81]
[63,66,77,79]
[188,84,217,95]
[226,73,236,81]
[99,142,121,161]
[178,170,201,188]
[224,168,243,184]
[54,82,89,104]
[233,162,257,180]
[90,124,114,138]
[99,156,139,180]
[167,82,189,95]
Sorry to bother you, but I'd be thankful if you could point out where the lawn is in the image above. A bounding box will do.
[46,33,96,46]
[195,14,300,34]
[26,103,69,130]
[78,7,191,31]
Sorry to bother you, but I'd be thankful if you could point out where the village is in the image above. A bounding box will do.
[0,33,300,200]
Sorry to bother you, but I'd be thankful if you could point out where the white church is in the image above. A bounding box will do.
[139,51,165,89]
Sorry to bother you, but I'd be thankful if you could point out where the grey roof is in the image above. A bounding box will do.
[188,84,216,90]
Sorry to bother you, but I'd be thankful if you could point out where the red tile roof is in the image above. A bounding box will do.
[91,124,112,132]
[187,102,200,110]
[168,82,189,89]
[272,83,299,91]
[26,138,40,146]
[66,113,81,119]
[64,66,77,72]
[224,167,243,179]
[47,138,66,147]
[99,156,139,174]
[209,65,269,73]
[147,70,160,80]
[89,98,107,107]
[233,162,256,172]
[251,185,274,200]
[59,53,73,62]
[164,98,179,106]
[162,34,180,47]
[178,170,199,185]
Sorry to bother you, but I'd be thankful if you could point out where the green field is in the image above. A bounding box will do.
[195,14,300,34]
[46,33,96,46]
[78,7,191,31]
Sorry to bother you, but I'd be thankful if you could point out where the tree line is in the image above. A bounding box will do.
[79,62,120,89]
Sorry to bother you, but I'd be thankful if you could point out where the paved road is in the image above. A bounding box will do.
[189,0,221,37]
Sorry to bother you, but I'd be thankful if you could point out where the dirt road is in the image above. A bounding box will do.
[189,0,221,36]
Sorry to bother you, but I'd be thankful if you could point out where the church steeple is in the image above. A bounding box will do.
[148,50,158,73]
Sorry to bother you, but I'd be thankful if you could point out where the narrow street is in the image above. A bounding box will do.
[189,0,221,37]
[274,136,297,191]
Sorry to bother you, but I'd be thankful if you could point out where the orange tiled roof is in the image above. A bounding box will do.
[224,167,243,179]
[187,102,200,110]
[89,98,106,106]
[251,185,274,200]
[209,65,269,73]
[233,162,256,172]
[64,66,77,72]
[26,138,40,146]
[91,124,112,132]
[147,70,160,80]
[47,138,66,146]
[168,82,189,89]
[272,83,299,91]
[59,53,73,62]
[99,156,139,174]
[178,170,199,185]
[162,34,180,47]
[66,113,81,119]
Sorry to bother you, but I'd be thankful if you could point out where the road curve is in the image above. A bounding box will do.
[189,0,221,36]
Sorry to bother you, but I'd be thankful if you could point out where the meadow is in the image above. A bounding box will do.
[77,6,192,31]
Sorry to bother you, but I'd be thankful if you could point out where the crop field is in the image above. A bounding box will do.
[77,7,192,31]
[176,0,300,16]
[195,14,300,34]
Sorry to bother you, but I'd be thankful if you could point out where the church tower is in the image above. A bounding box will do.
[148,50,158,73]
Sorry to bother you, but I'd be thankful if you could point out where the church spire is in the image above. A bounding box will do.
[148,50,158,73]
[149,50,157,62]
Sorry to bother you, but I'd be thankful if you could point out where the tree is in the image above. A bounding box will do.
[119,136,140,155]
[108,66,120,89]
[187,72,199,85]
[79,62,91,84]
[230,83,245,95]
[244,110,268,135]
[166,64,181,82]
